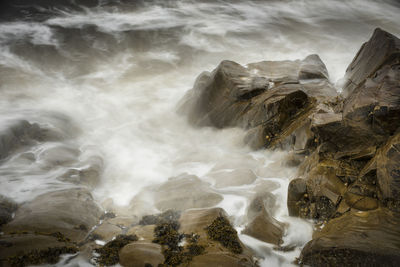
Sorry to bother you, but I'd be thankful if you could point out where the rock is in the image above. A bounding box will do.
[242,209,283,245]
[287,178,307,216]
[3,188,103,242]
[179,208,256,266]
[0,233,77,267]
[342,28,400,97]
[374,133,400,201]
[153,174,223,211]
[300,209,400,266]
[0,120,45,160]
[190,252,254,267]
[342,28,400,144]
[0,196,17,227]
[179,55,337,149]
[119,241,164,267]
[209,169,257,188]
[127,225,155,241]
[298,54,329,80]
[91,222,122,242]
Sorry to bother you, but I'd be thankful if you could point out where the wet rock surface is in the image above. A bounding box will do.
[181,27,400,265]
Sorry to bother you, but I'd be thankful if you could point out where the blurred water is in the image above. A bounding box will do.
[0,0,399,266]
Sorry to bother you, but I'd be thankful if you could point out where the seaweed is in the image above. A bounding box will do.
[153,223,205,266]
[205,216,243,254]
[94,234,138,266]
[8,246,78,267]
[140,210,180,226]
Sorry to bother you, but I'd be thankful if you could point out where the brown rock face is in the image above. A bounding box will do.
[342,28,400,97]
[179,55,337,149]
[300,209,400,267]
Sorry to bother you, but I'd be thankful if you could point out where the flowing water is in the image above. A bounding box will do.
[1,0,400,266]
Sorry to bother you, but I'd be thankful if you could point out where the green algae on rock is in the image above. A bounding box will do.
[94,234,138,266]
[205,216,243,254]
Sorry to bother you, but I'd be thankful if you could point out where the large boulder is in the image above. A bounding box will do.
[119,241,164,267]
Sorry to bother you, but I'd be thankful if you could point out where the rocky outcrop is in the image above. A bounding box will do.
[179,54,337,150]
[181,27,400,265]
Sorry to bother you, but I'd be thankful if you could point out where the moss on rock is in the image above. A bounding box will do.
[95,234,138,266]
[140,210,180,226]
[205,216,243,254]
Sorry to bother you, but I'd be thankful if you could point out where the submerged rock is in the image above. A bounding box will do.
[152,174,223,211]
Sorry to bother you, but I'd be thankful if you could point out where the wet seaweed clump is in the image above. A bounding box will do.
[205,216,243,254]
[140,209,180,225]
[8,246,78,267]
[153,222,205,266]
[95,234,138,266]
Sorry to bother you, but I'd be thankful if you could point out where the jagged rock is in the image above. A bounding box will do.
[242,209,283,245]
[243,194,284,245]
[179,55,337,149]
[342,28,400,146]
[342,28,400,97]
[153,174,223,211]
[119,241,164,267]
[3,188,103,242]
[300,209,400,266]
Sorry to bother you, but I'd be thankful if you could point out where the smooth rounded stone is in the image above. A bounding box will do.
[247,193,277,221]
[119,241,164,267]
[0,196,17,227]
[3,188,103,242]
[127,225,155,241]
[300,208,400,266]
[153,174,223,211]
[342,28,400,97]
[92,222,121,242]
[0,233,76,265]
[190,252,254,267]
[210,169,257,188]
[242,209,284,246]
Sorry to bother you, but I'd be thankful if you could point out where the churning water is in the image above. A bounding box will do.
[1,0,400,266]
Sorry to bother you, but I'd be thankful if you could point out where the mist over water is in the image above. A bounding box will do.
[1,0,400,266]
